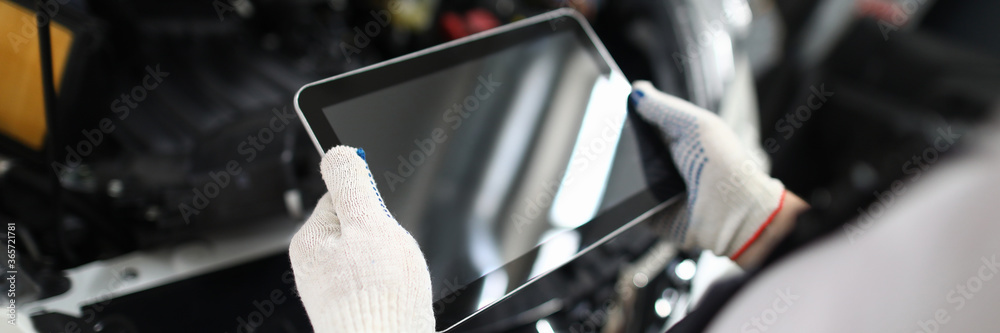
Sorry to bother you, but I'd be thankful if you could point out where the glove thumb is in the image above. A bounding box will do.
[320,146,394,232]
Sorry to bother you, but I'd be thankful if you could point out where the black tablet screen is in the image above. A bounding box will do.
[317,23,678,328]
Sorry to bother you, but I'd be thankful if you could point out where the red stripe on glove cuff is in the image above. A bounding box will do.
[730,189,788,261]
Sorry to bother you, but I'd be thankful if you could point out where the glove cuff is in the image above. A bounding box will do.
[306,287,435,333]
[713,174,786,258]
[728,188,788,260]
[680,173,786,258]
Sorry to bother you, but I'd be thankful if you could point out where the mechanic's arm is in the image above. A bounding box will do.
[631,81,809,269]
[289,147,435,333]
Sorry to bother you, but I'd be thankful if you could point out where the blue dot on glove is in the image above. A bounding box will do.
[629,90,645,105]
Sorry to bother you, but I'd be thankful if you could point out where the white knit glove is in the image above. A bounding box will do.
[631,81,788,260]
[289,146,435,333]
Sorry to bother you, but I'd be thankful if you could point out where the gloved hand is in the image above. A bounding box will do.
[631,81,788,260]
[289,146,435,333]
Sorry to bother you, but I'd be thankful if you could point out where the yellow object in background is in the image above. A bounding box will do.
[379,0,439,32]
[0,0,73,150]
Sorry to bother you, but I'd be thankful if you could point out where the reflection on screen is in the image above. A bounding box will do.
[322,31,656,306]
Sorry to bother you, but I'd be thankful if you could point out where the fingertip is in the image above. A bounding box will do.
[319,145,394,221]
[630,81,659,109]
[321,145,366,165]
[320,145,369,191]
[629,89,645,106]
[631,80,655,94]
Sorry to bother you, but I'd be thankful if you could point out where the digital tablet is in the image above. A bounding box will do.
[294,9,682,331]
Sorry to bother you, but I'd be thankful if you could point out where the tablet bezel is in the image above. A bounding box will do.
[293,9,682,331]
[295,9,613,154]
